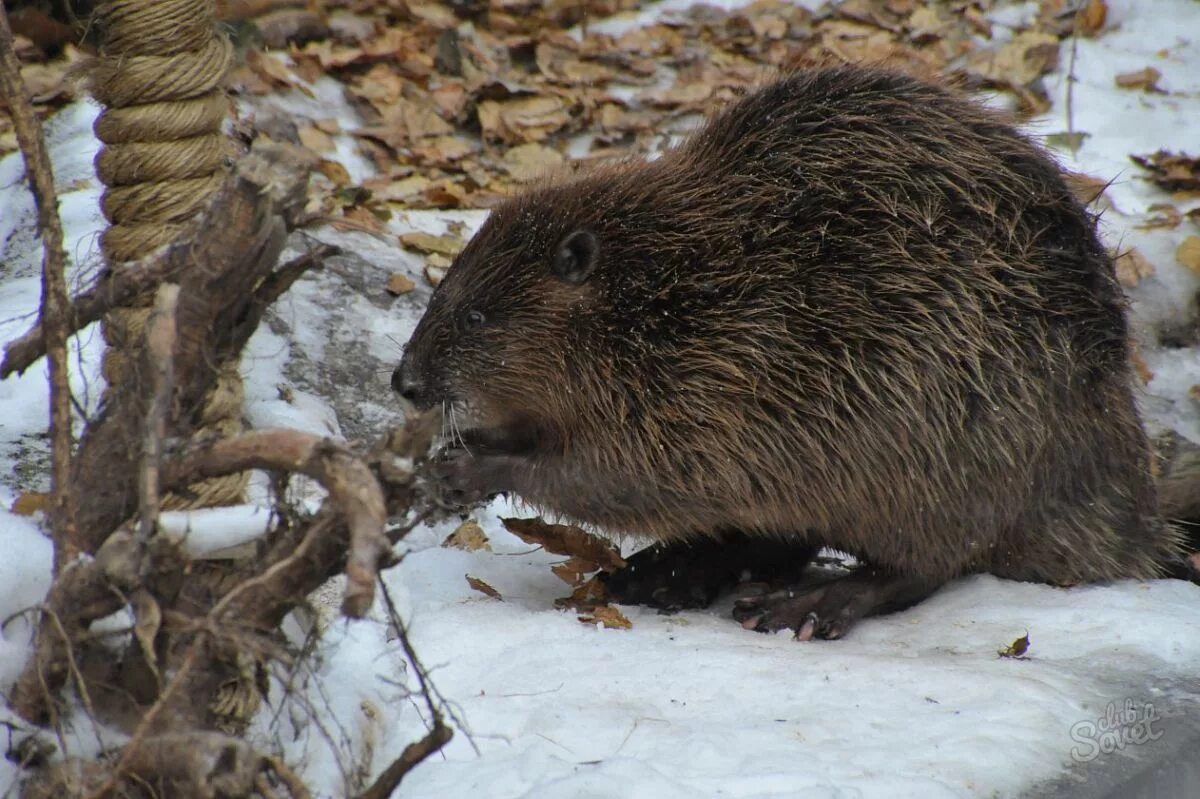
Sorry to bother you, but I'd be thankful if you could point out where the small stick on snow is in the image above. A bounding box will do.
[0,4,78,571]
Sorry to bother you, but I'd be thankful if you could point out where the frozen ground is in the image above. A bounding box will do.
[2,0,1200,796]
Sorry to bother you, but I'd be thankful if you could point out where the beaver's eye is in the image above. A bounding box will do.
[551,229,599,285]
[463,309,485,330]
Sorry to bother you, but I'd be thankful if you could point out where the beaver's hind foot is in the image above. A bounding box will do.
[733,571,940,640]
[604,535,815,612]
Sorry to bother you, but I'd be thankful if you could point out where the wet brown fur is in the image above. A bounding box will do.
[399,65,1184,587]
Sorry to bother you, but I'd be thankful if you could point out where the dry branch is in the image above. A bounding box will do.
[0,243,336,380]
[1,28,445,788]
[68,145,316,554]
[138,284,180,545]
[357,721,453,799]
[163,429,389,618]
[0,2,78,570]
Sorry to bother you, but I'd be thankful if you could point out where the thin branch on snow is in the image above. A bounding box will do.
[0,4,78,571]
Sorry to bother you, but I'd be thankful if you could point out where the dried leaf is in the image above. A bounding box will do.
[369,175,432,204]
[132,589,163,681]
[502,142,565,182]
[386,272,417,296]
[1177,236,1200,274]
[1131,346,1154,384]
[407,0,459,29]
[316,159,352,186]
[1136,203,1182,231]
[1045,131,1090,154]
[1114,67,1162,92]
[444,519,492,551]
[340,204,388,234]
[400,231,466,257]
[555,575,609,612]
[466,574,503,600]
[550,556,600,586]
[1075,0,1107,36]
[998,630,1031,659]
[1131,151,1200,194]
[298,124,336,153]
[1114,248,1155,288]
[10,492,50,516]
[409,135,478,165]
[246,49,312,96]
[968,31,1059,86]
[502,517,627,571]
[578,605,632,630]
[478,95,573,144]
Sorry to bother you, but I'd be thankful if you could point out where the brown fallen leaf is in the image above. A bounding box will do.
[550,556,600,586]
[578,605,632,630]
[1131,151,1200,194]
[1114,66,1162,92]
[967,31,1059,87]
[399,231,466,257]
[502,142,565,182]
[444,519,492,551]
[501,517,627,572]
[1075,0,1107,36]
[998,630,1031,659]
[1136,203,1182,231]
[245,49,313,96]
[478,95,574,144]
[1114,248,1155,288]
[386,272,417,296]
[1130,346,1154,384]
[1177,236,1200,274]
[555,575,609,612]
[316,159,352,186]
[298,123,336,153]
[11,492,50,516]
[466,574,503,600]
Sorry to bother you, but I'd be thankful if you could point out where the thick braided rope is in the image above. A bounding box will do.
[93,0,246,508]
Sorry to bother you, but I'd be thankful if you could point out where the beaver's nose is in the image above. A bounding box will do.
[392,357,429,408]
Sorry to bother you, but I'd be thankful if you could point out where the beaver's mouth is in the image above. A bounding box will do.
[455,421,543,456]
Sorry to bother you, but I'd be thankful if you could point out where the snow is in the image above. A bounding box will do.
[2,0,1200,796]
[158,505,275,557]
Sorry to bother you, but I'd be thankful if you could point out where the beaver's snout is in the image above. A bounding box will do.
[392,353,435,410]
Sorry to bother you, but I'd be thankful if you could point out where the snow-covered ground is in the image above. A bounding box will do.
[2,0,1200,796]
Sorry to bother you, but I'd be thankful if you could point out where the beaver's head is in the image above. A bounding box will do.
[393,188,610,457]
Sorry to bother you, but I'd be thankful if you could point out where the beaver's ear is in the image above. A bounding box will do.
[551,230,598,285]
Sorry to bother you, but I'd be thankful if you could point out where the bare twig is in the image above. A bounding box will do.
[138,285,180,545]
[355,580,458,799]
[356,721,452,799]
[0,3,77,571]
[0,245,336,380]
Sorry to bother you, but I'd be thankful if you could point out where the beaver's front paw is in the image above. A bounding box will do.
[428,448,516,509]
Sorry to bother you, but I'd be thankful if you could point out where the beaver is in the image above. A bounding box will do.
[393,65,1188,639]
